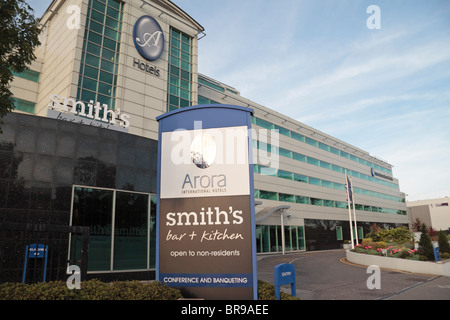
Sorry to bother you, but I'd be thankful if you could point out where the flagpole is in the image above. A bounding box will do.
[350,176,359,246]
[345,170,354,249]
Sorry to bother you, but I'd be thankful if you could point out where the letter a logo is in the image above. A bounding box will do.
[366,265,381,290]
[366,5,381,30]
[133,16,165,61]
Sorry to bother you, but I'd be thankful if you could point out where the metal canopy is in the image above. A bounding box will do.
[255,205,290,222]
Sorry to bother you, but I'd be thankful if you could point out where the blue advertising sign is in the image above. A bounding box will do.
[22,244,49,283]
[274,263,296,300]
[28,244,48,258]
[156,105,257,300]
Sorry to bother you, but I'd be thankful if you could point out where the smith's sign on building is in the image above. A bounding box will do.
[156,105,257,300]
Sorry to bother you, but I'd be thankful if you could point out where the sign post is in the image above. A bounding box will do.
[22,244,49,283]
[156,105,257,300]
[274,263,296,300]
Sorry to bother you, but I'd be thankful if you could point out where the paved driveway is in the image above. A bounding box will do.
[257,250,450,300]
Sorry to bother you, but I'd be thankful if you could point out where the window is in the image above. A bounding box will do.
[318,142,329,152]
[295,195,309,204]
[305,137,318,147]
[358,227,364,239]
[340,151,349,159]
[336,201,348,209]
[71,186,156,272]
[198,77,224,92]
[307,157,319,166]
[279,148,292,158]
[293,152,306,162]
[113,191,148,270]
[167,28,193,111]
[330,146,340,155]
[198,95,219,105]
[319,161,331,170]
[255,117,273,130]
[259,166,277,177]
[77,0,123,113]
[322,180,333,188]
[324,200,335,207]
[277,170,293,180]
[293,173,308,183]
[12,98,35,113]
[71,187,113,271]
[259,190,277,201]
[291,132,304,142]
[12,69,40,82]
[336,226,343,240]
[274,125,290,137]
[256,225,271,253]
[279,193,295,202]
[308,177,321,186]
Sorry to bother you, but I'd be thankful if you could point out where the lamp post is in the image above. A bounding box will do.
[280,209,291,255]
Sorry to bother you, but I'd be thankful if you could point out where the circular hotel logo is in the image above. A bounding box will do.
[191,133,216,169]
[133,16,165,61]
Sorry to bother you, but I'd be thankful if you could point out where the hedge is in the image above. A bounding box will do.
[0,280,182,300]
[0,279,299,300]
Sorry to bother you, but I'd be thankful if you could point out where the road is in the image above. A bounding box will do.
[257,250,450,300]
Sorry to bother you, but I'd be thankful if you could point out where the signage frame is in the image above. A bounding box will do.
[274,263,296,300]
[22,244,49,283]
[155,104,257,300]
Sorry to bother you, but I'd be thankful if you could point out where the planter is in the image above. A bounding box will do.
[346,250,450,277]
[343,243,351,250]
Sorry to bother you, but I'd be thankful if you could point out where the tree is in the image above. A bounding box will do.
[0,0,41,128]
[438,230,450,254]
[428,226,437,241]
[418,224,434,261]
[412,217,423,232]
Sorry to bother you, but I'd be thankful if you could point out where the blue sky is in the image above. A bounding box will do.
[28,0,450,202]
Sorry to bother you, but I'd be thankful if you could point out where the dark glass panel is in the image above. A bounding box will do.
[71,187,113,271]
[113,192,148,270]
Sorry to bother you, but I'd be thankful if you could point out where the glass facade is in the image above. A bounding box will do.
[254,189,406,216]
[0,112,158,281]
[252,116,393,176]
[256,225,305,253]
[254,139,399,190]
[167,28,193,111]
[71,186,156,272]
[77,0,123,114]
[255,164,405,208]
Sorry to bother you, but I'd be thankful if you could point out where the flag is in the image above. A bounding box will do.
[345,175,353,203]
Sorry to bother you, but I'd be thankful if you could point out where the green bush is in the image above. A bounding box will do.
[400,250,411,259]
[418,225,435,261]
[440,252,450,260]
[376,241,386,249]
[0,280,183,300]
[366,227,414,244]
[0,279,299,300]
[438,230,450,254]
[257,280,299,300]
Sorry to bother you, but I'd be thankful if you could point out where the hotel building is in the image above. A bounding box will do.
[0,0,407,282]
